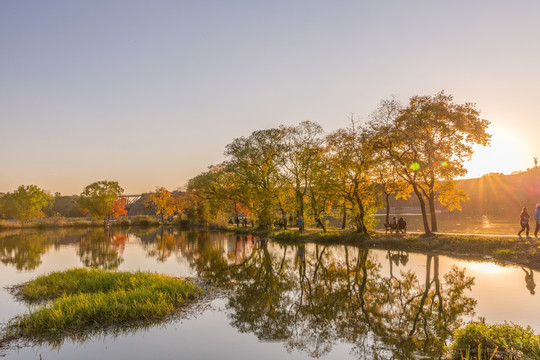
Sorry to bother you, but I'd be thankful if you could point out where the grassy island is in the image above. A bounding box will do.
[3,268,200,342]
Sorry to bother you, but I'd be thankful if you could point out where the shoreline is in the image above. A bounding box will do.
[228,227,540,272]
[2,221,540,271]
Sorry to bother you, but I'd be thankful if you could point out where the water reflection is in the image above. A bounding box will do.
[77,229,125,269]
[191,235,476,359]
[0,231,53,271]
[522,267,536,295]
[1,229,529,359]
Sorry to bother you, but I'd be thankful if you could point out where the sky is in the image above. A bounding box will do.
[1,1,539,195]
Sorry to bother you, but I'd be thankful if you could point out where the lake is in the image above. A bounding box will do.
[1,228,539,359]
[374,212,524,235]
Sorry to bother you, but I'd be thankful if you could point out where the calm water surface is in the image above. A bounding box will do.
[0,228,539,359]
[374,212,524,235]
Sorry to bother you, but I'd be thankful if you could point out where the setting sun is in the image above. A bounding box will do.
[463,123,530,179]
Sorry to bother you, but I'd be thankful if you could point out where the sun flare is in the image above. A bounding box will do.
[463,124,529,179]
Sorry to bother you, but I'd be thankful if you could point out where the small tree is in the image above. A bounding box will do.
[146,187,175,224]
[78,181,124,225]
[1,185,53,225]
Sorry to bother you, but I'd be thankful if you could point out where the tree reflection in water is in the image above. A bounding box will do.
[0,230,477,358]
[77,229,126,269]
[0,231,53,271]
[191,235,476,359]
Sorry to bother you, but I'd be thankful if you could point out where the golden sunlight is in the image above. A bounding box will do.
[465,261,508,275]
[463,124,529,178]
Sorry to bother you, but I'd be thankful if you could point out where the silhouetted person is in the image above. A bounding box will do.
[235,215,240,228]
[522,267,536,295]
[518,207,530,237]
[398,216,407,233]
[535,203,540,237]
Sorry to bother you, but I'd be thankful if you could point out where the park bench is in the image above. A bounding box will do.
[384,223,399,233]
[384,223,406,234]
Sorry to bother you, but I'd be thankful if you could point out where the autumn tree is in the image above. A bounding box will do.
[186,164,246,224]
[372,92,490,234]
[146,187,175,223]
[326,125,379,234]
[280,121,326,225]
[1,185,53,225]
[224,129,287,228]
[78,181,125,225]
[306,152,337,232]
[372,162,411,225]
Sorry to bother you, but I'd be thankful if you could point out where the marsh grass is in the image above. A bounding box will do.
[3,268,200,343]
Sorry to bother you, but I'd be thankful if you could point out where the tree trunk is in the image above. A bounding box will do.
[412,185,431,235]
[353,191,368,235]
[428,192,438,232]
[315,217,326,232]
[341,202,347,229]
[385,192,391,224]
[296,186,304,226]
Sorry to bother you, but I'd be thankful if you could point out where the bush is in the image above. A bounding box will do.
[113,217,131,227]
[130,215,160,227]
[450,322,540,359]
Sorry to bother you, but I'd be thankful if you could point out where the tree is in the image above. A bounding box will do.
[1,185,53,224]
[224,129,287,228]
[372,92,490,234]
[326,125,379,234]
[146,187,175,223]
[373,163,411,225]
[280,121,326,225]
[78,181,125,225]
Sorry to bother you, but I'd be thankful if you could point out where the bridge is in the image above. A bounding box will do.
[120,194,143,211]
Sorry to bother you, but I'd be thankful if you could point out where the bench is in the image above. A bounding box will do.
[384,223,399,233]
[384,223,406,234]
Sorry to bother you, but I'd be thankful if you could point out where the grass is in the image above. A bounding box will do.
[3,268,200,342]
[449,321,540,359]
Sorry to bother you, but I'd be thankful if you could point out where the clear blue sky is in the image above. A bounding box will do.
[1,1,539,195]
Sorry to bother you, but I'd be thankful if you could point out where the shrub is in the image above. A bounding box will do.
[450,322,540,359]
[130,215,160,227]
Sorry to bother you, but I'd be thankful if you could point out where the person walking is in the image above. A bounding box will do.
[535,203,540,237]
[518,207,530,237]
[297,217,303,233]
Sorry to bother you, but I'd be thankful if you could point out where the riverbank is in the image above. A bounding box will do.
[226,227,540,271]
[0,215,166,230]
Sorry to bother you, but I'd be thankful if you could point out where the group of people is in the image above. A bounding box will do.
[390,216,407,233]
[518,203,540,237]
